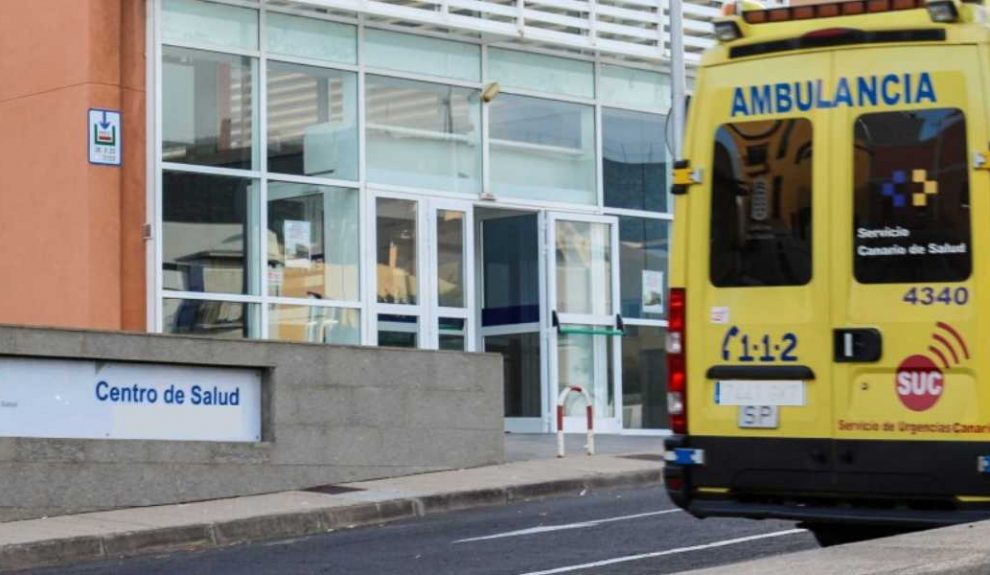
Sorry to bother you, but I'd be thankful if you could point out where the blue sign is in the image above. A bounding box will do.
[88,108,122,166]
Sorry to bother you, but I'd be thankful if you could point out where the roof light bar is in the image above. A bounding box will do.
[742,0,926,24]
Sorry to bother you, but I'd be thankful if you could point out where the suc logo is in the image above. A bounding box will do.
[894,322,968,412]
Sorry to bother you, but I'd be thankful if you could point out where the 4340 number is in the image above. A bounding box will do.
[902,286,969,306]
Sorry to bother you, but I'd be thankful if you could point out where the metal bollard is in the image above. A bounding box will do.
[556,386,595,457]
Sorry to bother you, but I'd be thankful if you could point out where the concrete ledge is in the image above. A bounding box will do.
[685,521,990,575]
[1,537,104,572]
[101,524,215,557]
[0,462,660,573]
[0,325,504,522]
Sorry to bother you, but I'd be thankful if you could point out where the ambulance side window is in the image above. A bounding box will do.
[709,119,813,287]
[853,108,971,283]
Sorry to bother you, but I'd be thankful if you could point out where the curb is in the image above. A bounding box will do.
[2,468,662,573]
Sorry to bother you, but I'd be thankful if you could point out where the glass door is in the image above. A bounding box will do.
[373,194,474,350]
[428,200,474,351]
[547,213,622,434]
[478,210,543,432]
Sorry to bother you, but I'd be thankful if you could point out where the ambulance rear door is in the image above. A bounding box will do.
[829,45,987,497]
[686,52,835,494]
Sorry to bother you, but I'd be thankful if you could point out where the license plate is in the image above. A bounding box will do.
[715,380,805,406]
[739,405,779,429]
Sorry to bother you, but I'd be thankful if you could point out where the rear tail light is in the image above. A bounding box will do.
[666,288,687,434]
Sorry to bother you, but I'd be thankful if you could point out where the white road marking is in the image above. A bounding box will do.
[454,509,682,543]
[514,528,807,575]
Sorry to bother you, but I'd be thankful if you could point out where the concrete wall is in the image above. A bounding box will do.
[0,0,147,331]
[0,326,504,522]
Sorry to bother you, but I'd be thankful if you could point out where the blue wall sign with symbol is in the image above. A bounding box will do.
[88,109,122,166]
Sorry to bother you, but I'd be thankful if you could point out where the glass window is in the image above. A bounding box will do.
[488,48,593,99]
[439,318,466,351]
[163,299,257,338]
[555,220,612,316]
[485,332,541,417]
[366,76,482,194]
[365,29,480,82]
[490,95,595,204]
[600,65,671,111]
[853,109,971,283]
[482,214,540,326]
[376,198,418,305]
[269,305,360,345]
[161,0,258,51]
[603,108,668,212]
[437,210,466,308]
[267,13,356,65]
[162,172,259,295]
[267,62,358,179]
[621,326,669,430]
[378,314,418,348]
[619,218,668,320]
[710,118,813,287]
[162,46,256,170]
[267,182,359,302]
[558,333,614,418]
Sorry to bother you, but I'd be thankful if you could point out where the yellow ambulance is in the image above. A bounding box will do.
[663,0,990,544]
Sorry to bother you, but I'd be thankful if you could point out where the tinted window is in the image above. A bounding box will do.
[853,109,971,283]
[603,108,667,213]
[710,119,813,287]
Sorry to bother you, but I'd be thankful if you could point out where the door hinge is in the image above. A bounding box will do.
[142,223,153,240]
[974,151,990,170]
[671,160,703,195]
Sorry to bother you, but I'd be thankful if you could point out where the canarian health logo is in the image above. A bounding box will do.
[880,169,939,208]
[895,322,969,411]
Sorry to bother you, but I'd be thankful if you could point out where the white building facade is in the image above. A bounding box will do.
[149,0,720,433]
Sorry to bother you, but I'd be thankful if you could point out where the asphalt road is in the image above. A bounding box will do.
[30,486,817,575]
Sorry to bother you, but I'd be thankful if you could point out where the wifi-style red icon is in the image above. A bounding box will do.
[928,321,970,369]
[894,323,969,412]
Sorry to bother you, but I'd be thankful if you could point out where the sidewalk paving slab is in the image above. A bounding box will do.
[0,451,662,573]
[684,521,990,575]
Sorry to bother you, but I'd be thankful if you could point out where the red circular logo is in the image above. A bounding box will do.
[895,354,944,411]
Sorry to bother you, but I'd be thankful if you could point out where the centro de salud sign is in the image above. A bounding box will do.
[0,357,261,442]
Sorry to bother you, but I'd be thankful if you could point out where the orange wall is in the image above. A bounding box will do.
[0,0,146,331]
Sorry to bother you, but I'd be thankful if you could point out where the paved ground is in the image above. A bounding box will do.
[0,434,665,572]
[504,433,664,462]
[26,486,816,575]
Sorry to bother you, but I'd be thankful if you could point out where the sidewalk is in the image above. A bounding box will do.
[0,434,663,572]
[684,521,990,575]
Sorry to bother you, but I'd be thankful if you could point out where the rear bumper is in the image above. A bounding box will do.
[687,499,990,527]
[663,434,990,527]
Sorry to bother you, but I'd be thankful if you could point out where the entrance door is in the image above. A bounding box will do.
[373,194,474,350]
[479,209,543,433]
[546,213,622,434]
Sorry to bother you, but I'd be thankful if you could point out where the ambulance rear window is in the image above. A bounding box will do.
[853,108,971,284]
[709,118,813,287]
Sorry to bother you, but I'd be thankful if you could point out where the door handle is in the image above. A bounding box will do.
[833,328,882,363]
